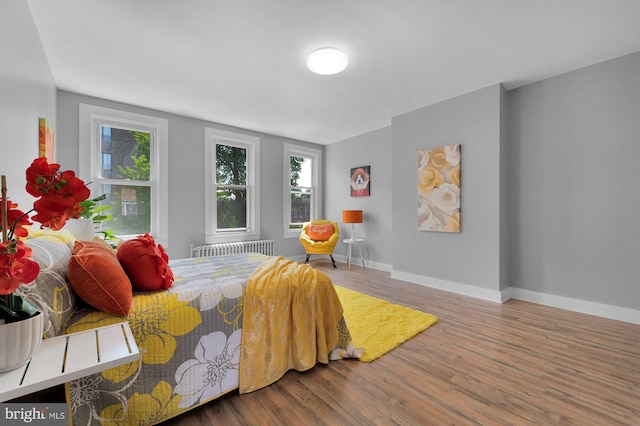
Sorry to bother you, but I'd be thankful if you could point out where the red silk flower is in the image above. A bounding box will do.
[25,157,90,230]
[2,157,90,321]
[1,199,33,238]
[31,196,85,231]
[0,240,40,295]
[1,158,90,297]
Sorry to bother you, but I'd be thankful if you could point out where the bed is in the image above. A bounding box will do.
[16,232,361,425]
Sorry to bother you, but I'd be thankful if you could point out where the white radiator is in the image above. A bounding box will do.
[191,240,275,258]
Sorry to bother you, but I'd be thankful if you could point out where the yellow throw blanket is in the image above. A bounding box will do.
[239,256,343,393]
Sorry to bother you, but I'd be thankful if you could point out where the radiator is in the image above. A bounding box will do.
[191,240,275,258]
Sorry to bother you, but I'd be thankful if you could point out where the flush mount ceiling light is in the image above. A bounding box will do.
[306,48,348,75]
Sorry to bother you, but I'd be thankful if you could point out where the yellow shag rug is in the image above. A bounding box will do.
[334,286,439,362]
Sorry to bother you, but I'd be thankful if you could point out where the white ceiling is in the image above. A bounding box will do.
[27,0,640,145]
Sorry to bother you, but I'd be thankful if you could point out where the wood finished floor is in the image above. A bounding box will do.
[164,259,640,426]
[16,259,639,425]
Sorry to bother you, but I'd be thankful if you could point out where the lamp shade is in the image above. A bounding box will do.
[342,210,363,224]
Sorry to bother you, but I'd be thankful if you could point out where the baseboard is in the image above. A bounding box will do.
[505,287,640,325]
[332,254,393,272]
[293,256,640,325]
[390,269,504,303]
[390,270,640,325]
[286,254,392,272]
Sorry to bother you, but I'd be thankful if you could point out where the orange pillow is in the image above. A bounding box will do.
[306,223,334,241]
[67,240,132,316]
[117,233,174,291]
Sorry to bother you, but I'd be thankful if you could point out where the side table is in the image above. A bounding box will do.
[343,238,365,270]
[0,322,139,402]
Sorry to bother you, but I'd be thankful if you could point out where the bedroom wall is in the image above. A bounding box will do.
[326,53,640,321]
[325,126,393,270]
[0,0,57,208]
[508,51,640,311]
[56,91,323,260]
[390,85,506,299]
[5,1,638,318]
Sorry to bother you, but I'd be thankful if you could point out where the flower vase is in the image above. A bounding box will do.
[0,309,44,373]
[64,217,96,241]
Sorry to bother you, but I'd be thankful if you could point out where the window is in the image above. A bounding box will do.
[102,153,111,172]
[79,104,169,246]
[284,144,321,238]
[205,128,260,243]
[102,126,111,143]
[290,156,312,224]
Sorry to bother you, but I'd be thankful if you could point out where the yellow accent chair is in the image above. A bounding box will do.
[299,220,340,268]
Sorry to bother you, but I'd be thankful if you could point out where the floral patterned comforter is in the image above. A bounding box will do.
[63,253,356,425]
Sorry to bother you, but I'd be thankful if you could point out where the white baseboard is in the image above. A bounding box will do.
[295,256,640,325]
[390,269,505,303]
[505,287,640,325]
[287,254,392,272]
[332,254,393,272]
[391,270,640,325]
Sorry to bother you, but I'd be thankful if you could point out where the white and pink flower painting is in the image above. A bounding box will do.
[417,144,461,233]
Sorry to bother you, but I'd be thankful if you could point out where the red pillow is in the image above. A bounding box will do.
[307,224,334,241]
[67,240,132,316]
[117,233,174,291]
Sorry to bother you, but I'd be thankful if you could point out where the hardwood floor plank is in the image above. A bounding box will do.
[164,259,640,426]
[27,259,638,425]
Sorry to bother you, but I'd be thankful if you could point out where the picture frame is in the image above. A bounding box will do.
[350,166,370,197]
[39,117,54,161]
[417,144,461,232]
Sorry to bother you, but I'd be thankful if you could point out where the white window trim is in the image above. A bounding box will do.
[79,104,169,246]
[283,143,321,239]
[205,127,260,244]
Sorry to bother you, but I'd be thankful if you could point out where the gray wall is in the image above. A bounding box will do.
[391,85,505,291]
[325,126,393,269]
[499,86,510,292]
[0,1,57,208]
[4,2,638,313]
[56,91,323,260]
[508,51,640,310]
[326,52,640,314]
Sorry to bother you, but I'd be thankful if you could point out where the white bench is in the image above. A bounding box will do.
[0,322,139,402]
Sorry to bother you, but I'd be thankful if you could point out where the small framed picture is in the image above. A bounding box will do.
[350,166,370,197]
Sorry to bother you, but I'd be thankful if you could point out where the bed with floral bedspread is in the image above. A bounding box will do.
[16,233,360,426]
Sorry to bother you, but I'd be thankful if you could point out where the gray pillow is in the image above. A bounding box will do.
[14,233,76,338]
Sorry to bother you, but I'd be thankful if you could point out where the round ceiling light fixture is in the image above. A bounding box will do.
[306,48,348,75]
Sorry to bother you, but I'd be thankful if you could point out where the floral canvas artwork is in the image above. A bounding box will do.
[417,144,461,232]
